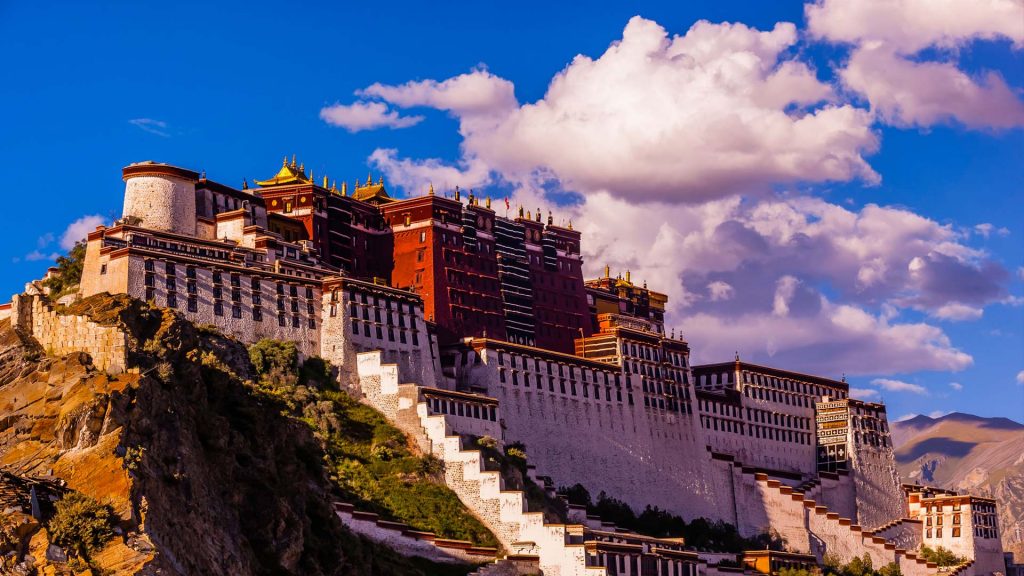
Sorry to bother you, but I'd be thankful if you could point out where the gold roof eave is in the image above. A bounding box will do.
[255,156,311,187]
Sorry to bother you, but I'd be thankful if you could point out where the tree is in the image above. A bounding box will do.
[47,492,115,560]
[249,339,299,384]
[43,241,86,297]
[920,545,963,567]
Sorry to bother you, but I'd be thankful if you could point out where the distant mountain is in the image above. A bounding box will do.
[891,412,1024,558]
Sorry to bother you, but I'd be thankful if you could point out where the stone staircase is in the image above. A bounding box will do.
[358,351,595,576]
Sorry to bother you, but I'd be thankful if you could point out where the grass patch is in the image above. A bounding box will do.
[247,340,498,548]
[471,437,567,524]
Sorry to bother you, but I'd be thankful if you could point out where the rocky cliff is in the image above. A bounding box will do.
[0,293,466,575]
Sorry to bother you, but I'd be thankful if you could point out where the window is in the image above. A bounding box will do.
[232,304,242,319]
[292,315,300,328]
[213,270,222,284]
[166,278,176,291]
[253,307,262,321]
[187,296,198,312]
[166,293,177,308]
[100,264,107,275]
[351,319,359,335]
[187,280,197,294]
[145,259,154,272]
[306,287,313,298]
[214,301,223,316]
[419,231,426,242]
[165,262,175,275]
[278,313,286,327]
[290,285,298,297]
[186,266,196,279]
[416,249,425,262]
[309,317,316,328]
[251,277,260,290]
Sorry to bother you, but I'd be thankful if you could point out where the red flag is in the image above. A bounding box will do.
[504,197,510,210]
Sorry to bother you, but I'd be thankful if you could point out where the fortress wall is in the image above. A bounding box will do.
[320,284,437,391]
[464,350,719,521]
[816,473,858,521]
[334,503,496,565]
[12,293,128,373]
[851,442,906,529]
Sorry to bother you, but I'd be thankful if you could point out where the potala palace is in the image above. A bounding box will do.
[7,159,1006,576]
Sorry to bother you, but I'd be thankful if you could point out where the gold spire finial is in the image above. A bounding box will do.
[568,219,573,230]
[518,205,524,217]
[291,154,297,168]
[308,168,313,183]
[547,211,553,225]
[340,181,346,195]
[428,182,435,196]
[625,270,631,283]
[300,162,305,174]
[486,196,491,209]
[536,208,541,222]
[242,178,248,190]
[526,210,531,220]
[323,175,329,188]
[282,156,288,166]
[378,175,383,185]
[454,186,461,201]
[366,172,372,186]
[604,264,610,278]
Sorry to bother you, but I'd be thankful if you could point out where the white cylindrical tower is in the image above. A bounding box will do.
[121,161,198,235]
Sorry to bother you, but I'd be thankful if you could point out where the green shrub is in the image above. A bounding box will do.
[920,545,963,567]
[249,339,299,379]
[47,492,115,560]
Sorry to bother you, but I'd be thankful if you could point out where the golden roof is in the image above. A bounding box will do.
[255,156,312,187]
[352,174,393,204]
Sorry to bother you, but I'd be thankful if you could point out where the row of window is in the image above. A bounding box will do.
[742,372,844,399]
[700,415,815,445]
[497,352,621,386]
[500,368,627,403]
[144,259,317,299]
[426,396,497,422]
[350,318,419,346]
[744,385,831,408]
[145,288,315,329]
[701,399,812,431]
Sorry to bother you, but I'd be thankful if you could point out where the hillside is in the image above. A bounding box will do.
[892,412,1024,558]
[0,293,480,575]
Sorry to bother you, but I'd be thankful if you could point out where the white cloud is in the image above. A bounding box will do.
[871,378,930,395]
[807,0,1024,130]
[1017,370,1024,385]
[851,387,880,399]
[360,68,518,118]
[23,250,59,262]
[328,13,1017,378]
[929,410,951,418]
[707,281,735,302]
[949,382,964,391]
[931,303,984,321]
[319,101,423,132]
[841,46,1024,129]
[128,118,170,137]
[974,223,1010,238]
[61,215,105,250]
[369,149,492,197]
[805,0,1024,52]
[350,17,880,203]
[896,413,920,422]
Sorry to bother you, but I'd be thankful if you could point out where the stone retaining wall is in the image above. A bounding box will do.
[10,293,127,373]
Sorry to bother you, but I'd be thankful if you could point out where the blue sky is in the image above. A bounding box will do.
[1,1,1021,421]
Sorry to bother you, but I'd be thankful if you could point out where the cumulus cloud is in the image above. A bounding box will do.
[61,215,106,250]
[320,101,423,132]
[805,0,1024,52]
[949,382,964,391]
[323,13,1017,377]
[347,17,880,203]
[975,223,1010,238]
[871,378,929,395]
[841,46,1024,129]
[1017,370,1024,385]
[808,0,1024,130]
[129,118,170,137]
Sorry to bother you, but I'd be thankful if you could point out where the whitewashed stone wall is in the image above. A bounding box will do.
[11,293,127,373]
[850,440,906,529]
[461,347,719,523]
[334,502,497,564]
[123,174,197,236]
